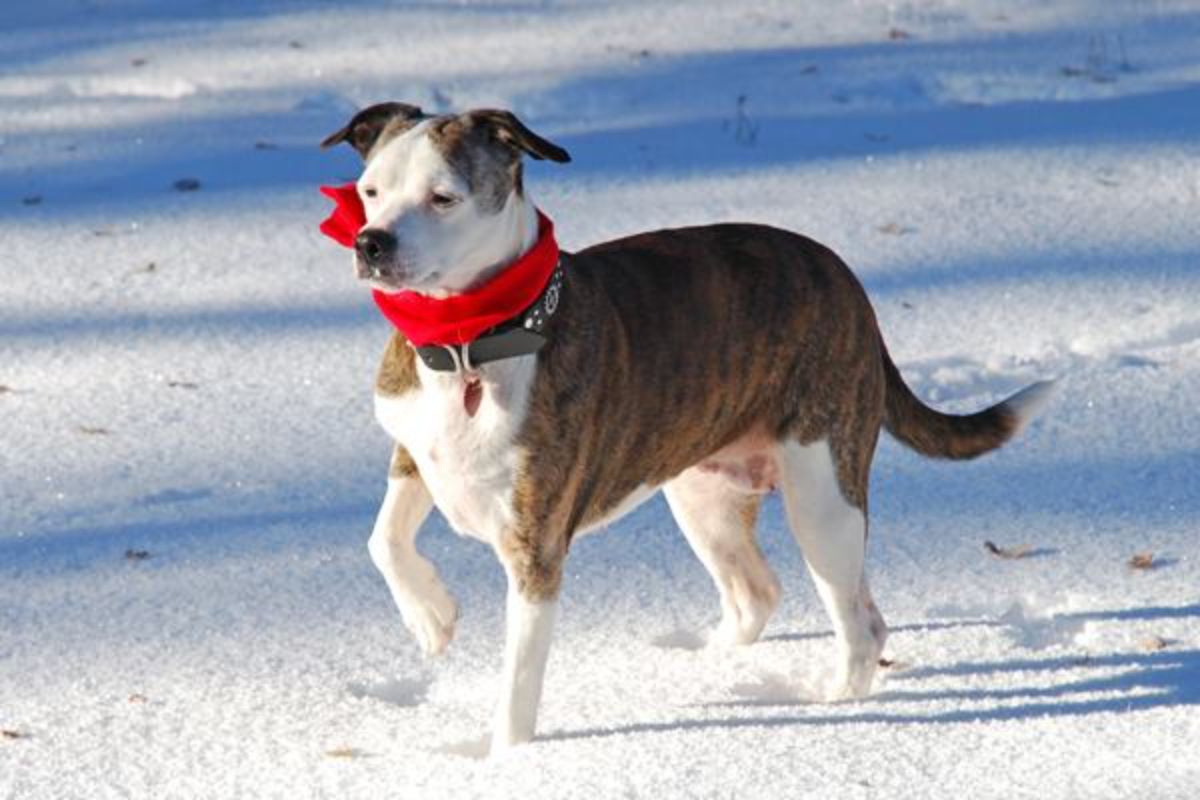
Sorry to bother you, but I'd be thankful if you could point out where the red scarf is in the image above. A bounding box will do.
[318,183,560,347]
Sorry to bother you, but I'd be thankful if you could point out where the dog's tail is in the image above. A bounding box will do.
[881,346,1054,460]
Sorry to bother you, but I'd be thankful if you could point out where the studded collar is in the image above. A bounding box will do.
[413,258,564,373]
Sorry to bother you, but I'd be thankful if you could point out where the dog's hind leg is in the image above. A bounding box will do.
[367,445,458,656]
[778,439,886,700]
[664,468,780,646]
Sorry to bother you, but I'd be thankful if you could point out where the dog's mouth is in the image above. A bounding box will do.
[357,263,405,293]
[356,259,439,293]
[355,257,393,282]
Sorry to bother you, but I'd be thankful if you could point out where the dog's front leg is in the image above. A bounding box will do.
[367,446,458,656]
[490,535,564,755]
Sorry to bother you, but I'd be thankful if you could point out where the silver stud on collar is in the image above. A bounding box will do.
[522,261,562,334]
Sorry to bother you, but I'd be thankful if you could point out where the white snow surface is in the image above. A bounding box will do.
[2,1,1199,797]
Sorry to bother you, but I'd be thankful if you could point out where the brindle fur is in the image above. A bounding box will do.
[882,355,1019,458]
[375,331,419,397]
[375,328,422,481]
[504,224,886,599]
[388,443,419,479]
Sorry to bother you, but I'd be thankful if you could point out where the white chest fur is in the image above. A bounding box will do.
[374,354,537,543]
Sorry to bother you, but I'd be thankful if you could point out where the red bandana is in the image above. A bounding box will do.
[318,183,560,347]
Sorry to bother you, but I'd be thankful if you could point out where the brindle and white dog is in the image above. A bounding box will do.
[321,103,1052,754]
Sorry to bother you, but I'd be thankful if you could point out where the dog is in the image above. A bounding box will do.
[319,103,1052,754]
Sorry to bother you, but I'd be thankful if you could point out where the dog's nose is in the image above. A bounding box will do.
[355,229,397,266]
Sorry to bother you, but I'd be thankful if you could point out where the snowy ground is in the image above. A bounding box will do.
[2,1,1199,797]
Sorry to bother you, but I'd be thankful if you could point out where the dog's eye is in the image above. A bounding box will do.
[363,187,378,199]
[430,192,459,209]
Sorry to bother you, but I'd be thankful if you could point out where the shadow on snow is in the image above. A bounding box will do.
[542,603,1200,744]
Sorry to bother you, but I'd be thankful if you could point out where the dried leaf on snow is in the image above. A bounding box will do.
[984,540,1032,560]
[1129,552,1155,570]
[77,425,111,436]
[878,658,911,670]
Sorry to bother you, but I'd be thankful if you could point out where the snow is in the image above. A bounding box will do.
[2,0,1199,797]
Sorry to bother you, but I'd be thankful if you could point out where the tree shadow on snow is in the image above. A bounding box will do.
[763,614,1008,644]
[0,296,380,343]
[543,605,1200,745]
[9,12,1200,215]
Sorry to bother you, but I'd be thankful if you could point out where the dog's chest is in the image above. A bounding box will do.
[374,358,535,542]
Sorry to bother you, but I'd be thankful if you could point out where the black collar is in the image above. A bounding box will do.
[414,260,563,373]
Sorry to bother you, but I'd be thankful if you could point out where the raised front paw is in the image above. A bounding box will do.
[398,584,458,656]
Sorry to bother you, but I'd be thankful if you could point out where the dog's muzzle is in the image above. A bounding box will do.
[354,228,399,280]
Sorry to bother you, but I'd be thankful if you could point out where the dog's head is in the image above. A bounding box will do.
[322,103,570,295]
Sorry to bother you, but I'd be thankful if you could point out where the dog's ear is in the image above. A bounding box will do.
[320,102,425,159]
[467,109,571,164]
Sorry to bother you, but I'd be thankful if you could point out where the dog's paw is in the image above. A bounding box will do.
[399,585,458,656]
[708,617,756,647]
[821,656,879,702]
[707,600,774,647]
[488,734,534,759]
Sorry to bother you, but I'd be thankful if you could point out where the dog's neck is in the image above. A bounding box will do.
[423,193,540,300]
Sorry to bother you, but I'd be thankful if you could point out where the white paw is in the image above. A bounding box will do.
[488,735,529,759]
[707,603,771,647]
[708,615,755,647]
[488,727,535,758]
[398,584,458,656]
[822,656,878,702]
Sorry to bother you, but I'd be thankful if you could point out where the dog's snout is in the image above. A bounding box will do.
[355,229,397,266]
